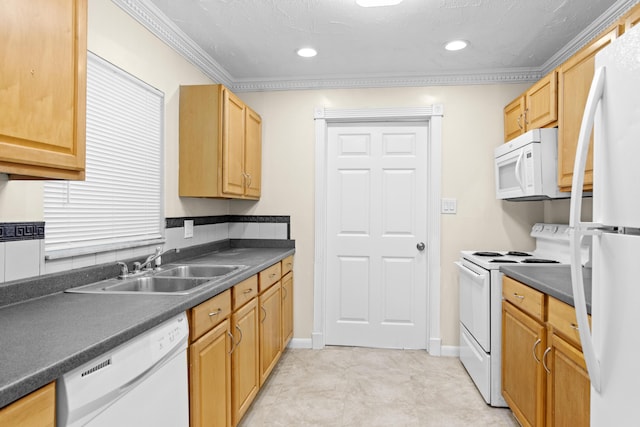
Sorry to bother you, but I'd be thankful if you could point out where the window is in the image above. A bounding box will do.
[44,52,164,258]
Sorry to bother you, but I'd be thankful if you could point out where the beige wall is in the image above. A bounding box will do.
[237,85,548,348]
[0,0,576,348]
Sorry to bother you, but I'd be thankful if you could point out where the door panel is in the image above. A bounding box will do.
[326,123,428,349]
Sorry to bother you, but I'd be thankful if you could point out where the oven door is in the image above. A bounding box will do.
[456,260,490,352]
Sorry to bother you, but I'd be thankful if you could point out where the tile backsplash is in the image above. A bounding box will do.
[0,215,290,283]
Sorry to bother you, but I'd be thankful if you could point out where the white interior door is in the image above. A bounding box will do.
[325,122,428,349]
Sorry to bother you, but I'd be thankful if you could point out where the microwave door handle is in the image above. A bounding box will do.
[514,150,525,192]
[569,66,606,394]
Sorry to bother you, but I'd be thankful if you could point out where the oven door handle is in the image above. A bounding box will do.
[455,261,487,284]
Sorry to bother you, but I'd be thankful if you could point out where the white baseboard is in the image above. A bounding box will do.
[440,345,460,358]
[311,331,324,349]
[287,338,313,349]
[428,337,442,356]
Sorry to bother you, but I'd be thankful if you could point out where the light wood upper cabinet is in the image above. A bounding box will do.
[623,2,640,30]
[0,0,87,179]
[0,382,55,427]
[526,71,558,130]
[504,95,526,142]
[244,106,262,198]
[179,84,262,199]
[503,71,557,143]
[557,25,620,192]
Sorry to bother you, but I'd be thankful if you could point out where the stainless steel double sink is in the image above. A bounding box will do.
[65,264,247,295]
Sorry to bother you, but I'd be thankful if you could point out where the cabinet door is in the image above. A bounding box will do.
[0,0,87,179]
[259,281,282,385]
[231,297,259,426]
[624,3,640,30]
[244,106,262,199]
[502,301,546,427]
[558,26,619,192]
[546,332,591,427]
[504,95,526,142]
[281,272,294,349]
[222,88,246,196]
[190,319,231,427]
[0,382,55,427]
[526,71,558,130]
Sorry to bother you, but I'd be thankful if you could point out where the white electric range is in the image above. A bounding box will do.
[456,223,591,407]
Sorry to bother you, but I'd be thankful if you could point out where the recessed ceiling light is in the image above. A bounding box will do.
[297,47,317,58]
[356,0,403,7]
[445,40,468,51]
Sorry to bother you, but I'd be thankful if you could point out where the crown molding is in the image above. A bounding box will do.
[111,0,233,87]
[112,0,638,92]
[230,70,542,92]
[541,0,639,75]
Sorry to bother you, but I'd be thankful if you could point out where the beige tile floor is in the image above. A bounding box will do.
[239,346,519,427]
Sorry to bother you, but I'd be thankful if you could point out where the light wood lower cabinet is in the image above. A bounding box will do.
[187,257,293,427]
[0,382,55,427]
[259,280,282,386]
[231,296,260,426]
[545,332,590,427]
[502,300,547,427]
[190,318,232,427]
[281,271,294,348]
[189,289,232,427]
[502,276,591,427]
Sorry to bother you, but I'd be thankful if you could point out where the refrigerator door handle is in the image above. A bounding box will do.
[569,66,606,393]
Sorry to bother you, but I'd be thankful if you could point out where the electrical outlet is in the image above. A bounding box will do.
[184,220,194,238]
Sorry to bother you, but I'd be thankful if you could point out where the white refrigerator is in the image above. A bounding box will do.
[569,23,640,425]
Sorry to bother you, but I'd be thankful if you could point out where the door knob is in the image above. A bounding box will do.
[417,242,425,251]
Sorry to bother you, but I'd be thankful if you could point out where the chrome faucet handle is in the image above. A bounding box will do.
[116,262,129,279]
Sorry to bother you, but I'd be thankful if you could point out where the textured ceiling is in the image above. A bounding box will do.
[132,0,634,89]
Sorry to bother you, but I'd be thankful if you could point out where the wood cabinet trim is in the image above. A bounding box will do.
[190,289,232,341]
[0,382,55,427]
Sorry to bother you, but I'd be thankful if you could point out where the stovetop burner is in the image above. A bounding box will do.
[473,251,503,257]
[489,259,518,263]
[506,251,532,257]
[521,258,560,264]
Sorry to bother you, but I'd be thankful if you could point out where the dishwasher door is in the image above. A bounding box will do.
[57,313,189,427]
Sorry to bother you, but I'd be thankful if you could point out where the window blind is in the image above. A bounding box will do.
[44,52,164,257]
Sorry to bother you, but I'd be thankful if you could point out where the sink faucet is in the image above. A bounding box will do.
[116,247,179,279]
[134,247,179,272]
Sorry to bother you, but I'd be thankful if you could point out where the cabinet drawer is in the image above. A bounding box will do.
[502,276,545,321]
[190,289,232,341]
[233,275,258,310]
[548,296,590,349]
[281,255,294,275]
[259,262,282,293]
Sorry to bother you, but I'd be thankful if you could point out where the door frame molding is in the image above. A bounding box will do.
[313,105,444,354]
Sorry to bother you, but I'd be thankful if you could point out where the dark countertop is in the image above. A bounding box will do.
[500,264,592,314]
[0,245,294,409]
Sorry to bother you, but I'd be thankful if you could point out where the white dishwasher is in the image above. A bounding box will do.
[56,312,190,427]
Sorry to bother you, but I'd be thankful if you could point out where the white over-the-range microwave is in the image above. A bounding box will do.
[494,128,569,201]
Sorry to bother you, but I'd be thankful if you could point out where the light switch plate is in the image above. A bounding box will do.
[184,220,194,238]
[441,198,457,214]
